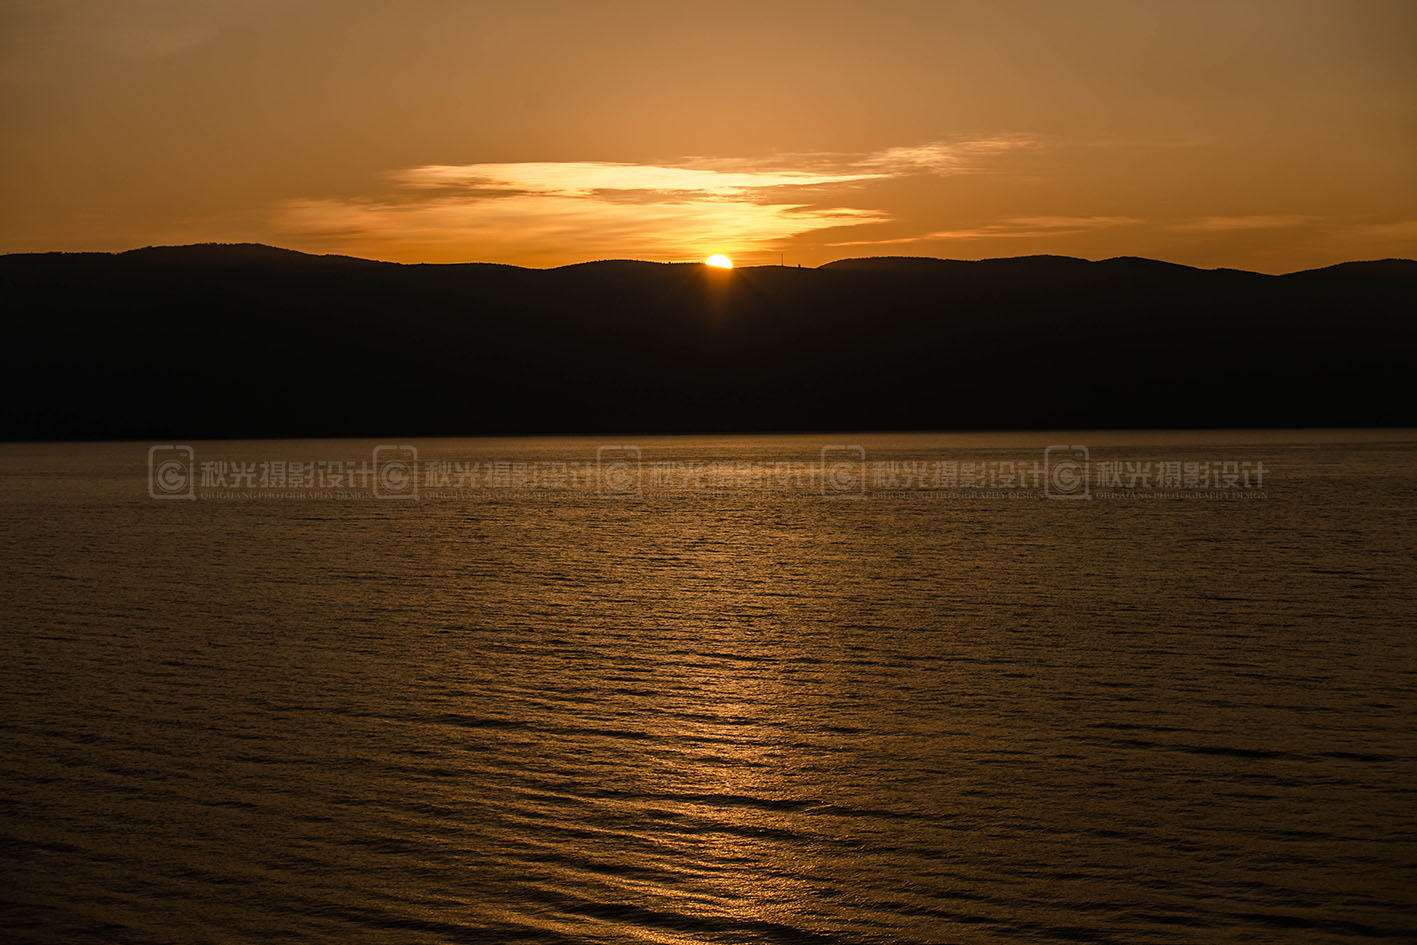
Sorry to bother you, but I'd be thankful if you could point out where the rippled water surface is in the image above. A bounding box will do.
[3,432,1416,944]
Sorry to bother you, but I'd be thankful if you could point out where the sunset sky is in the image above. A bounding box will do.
[2,0,1414,271]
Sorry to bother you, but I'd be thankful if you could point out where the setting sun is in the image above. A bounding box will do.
[704,254,733,269]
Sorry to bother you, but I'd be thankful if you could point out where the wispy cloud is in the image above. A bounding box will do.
[857,136,1039,175]
[274,138,1038,263]
[1170,214,1317,232]
[828,216,1138,247]
[1343,220,1417,242]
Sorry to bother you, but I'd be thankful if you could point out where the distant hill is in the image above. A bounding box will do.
[1,244,1413,439]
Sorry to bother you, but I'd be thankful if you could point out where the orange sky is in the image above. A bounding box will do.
[2,0,1414,271]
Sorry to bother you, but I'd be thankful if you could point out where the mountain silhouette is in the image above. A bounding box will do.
[2,244,1413,439]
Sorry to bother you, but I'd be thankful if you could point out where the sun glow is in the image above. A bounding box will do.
[705,254,733,268]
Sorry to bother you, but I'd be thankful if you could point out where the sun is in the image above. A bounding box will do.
[704,254,733,269]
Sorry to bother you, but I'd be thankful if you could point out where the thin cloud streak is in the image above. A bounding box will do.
[1344,220,1417,241]
[828,216,1139,247]
[394,163,886,197]
[1170,214,1318,231]
[858,136,1040,174]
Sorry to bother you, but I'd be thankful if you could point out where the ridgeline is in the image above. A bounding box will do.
[2,244,1413,439]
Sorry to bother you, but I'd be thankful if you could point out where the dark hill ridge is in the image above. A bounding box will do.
[1,244,1413,439]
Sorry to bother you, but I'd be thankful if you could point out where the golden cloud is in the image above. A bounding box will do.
[273,139,1035,264]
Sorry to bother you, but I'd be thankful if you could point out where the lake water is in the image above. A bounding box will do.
[3,431,1416,944]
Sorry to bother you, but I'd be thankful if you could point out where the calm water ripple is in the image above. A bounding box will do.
[2,432,1416,943]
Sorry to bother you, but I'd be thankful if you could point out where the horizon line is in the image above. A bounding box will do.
[4,241,1416,278]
